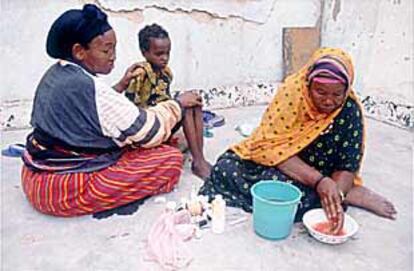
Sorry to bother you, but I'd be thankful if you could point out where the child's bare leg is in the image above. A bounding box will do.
[182,107,211,179]
[193,106,212,175]
[194,106,205,150]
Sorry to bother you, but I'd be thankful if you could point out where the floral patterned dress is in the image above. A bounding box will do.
[199,98,363,222]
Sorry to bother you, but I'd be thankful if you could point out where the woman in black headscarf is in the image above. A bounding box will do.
[21,4,201,217]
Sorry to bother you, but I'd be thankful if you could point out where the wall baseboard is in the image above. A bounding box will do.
[1,83,413,131]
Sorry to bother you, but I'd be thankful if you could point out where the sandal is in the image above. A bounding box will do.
[1,143,25,157]
[203,127,214,138]
[202,110,225,128]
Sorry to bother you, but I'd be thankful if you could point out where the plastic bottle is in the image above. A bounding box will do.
[211,194,226,234]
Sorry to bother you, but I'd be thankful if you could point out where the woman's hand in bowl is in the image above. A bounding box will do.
[316,177,344,234]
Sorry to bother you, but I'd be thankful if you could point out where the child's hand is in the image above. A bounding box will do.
[176,91,202,108]
[113,62,142,93]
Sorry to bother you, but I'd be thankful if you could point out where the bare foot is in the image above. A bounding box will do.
[345,186,397,219]
[191,160,212,180]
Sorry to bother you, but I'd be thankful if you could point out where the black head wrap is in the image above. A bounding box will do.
[46,4,112,59]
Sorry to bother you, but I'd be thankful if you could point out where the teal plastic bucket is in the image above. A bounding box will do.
[251,180,302,240]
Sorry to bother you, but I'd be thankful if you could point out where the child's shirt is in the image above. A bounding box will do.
[125,61,173,108]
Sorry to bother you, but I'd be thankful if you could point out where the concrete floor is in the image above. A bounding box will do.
[1,105,413,271]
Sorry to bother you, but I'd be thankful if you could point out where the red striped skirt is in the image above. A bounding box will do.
[21,145,183,217]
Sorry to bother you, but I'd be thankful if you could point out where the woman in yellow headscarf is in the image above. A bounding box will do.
[199,48,396,233]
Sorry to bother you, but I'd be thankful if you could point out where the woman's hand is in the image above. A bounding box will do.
[176,91,202,108]
[316,177,344,234]
[113,62,142,93]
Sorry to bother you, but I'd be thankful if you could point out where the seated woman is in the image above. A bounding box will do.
[199,48,397,233]
[21,4,202,217]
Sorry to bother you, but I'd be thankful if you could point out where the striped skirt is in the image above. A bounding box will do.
[21,145,183,217]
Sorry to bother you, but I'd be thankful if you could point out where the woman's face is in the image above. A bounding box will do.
[309,80,347,114]
[80,29,117,75]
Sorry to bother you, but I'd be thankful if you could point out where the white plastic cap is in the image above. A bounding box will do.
[215,194,223,200]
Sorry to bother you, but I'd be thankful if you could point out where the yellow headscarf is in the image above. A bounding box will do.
[231,47,364,185]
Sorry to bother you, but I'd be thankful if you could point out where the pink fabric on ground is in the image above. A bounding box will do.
[145,209,196,270]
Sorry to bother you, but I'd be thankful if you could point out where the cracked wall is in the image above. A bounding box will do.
[1,0,321,101]
[94,0,275,24]
[1,0,413,130]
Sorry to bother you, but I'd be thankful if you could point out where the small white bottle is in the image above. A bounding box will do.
[211,195,226,234]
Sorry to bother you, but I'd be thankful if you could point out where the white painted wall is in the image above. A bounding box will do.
[0,0,320,101]
[321,0,413,103]
[1,0,412,105]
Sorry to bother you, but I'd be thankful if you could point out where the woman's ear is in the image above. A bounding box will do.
[72,43,86,61]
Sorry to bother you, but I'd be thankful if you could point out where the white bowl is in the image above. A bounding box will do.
[302,208,359,245]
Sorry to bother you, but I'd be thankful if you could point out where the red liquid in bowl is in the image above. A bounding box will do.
[312,221,346,236]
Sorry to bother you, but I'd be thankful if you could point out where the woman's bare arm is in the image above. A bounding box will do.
[277,155,323,187]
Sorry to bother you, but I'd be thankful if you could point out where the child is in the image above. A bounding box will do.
[125,23,212,180]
